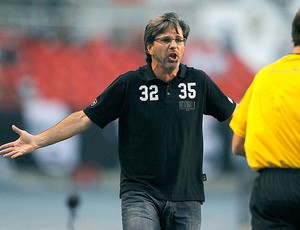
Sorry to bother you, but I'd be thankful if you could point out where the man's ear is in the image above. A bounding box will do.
[147,44,153,55]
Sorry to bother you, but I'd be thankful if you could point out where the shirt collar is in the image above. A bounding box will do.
[144,63,187,82]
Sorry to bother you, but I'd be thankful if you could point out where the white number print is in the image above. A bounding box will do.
[178,82,196,99]
[139,85,159,101]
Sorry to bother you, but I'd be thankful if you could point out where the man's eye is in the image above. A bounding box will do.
[161,38,171,43]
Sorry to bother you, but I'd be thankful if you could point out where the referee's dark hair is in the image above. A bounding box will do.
[143,12,190,64]
[292,8,300,46]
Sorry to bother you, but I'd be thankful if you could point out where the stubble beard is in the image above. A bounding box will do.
[153,55,180,73]
[164,59,180,72]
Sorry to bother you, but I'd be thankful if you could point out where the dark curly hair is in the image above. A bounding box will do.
[292,8,300,46]
[143,12,190,64]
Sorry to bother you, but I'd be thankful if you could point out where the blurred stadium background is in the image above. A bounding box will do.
[0,0,298,229]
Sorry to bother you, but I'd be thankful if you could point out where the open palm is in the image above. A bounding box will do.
[0,125,37,158]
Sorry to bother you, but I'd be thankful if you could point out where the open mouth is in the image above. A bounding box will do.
[168,53,178,62]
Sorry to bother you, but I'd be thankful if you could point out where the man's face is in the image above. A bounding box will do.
[147,26,185,72]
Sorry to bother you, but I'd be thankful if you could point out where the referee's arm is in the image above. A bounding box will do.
[232,133,246,157]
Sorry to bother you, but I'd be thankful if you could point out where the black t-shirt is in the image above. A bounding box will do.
[84,63,236,202]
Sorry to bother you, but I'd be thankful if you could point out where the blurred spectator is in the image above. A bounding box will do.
[18,76,81,176]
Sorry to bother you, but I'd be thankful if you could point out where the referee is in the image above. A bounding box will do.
[1,12,236,229]
[230,8,300,230]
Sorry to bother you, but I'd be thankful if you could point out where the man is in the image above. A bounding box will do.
[230,8,300,230]
[1,12,236,229]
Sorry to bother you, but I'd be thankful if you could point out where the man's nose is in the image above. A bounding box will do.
[169,39,178,47]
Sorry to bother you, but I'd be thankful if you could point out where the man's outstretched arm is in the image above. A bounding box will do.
[0,110,93,158]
